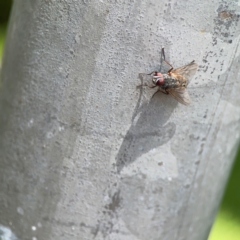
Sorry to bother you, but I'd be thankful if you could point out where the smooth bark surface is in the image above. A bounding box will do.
[0,0,240,240]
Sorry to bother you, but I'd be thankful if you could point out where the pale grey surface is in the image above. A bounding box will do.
[0,225,18,240]
[0,0,240,240]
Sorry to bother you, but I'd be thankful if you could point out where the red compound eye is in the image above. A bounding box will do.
[156,77,164,86]
[154,72,164,86]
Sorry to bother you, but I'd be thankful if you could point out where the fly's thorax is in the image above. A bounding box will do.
[160,74,188,89]
[152,72,188,88]
[158,74,177,89]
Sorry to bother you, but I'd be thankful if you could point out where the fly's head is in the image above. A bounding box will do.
[152,72,164,86]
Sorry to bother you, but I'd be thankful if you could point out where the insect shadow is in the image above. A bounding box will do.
[115,46,200,172]
[115,48,180,173]
[115,82,177,173]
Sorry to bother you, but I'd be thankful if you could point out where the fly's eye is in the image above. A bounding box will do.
[152,76,160,82]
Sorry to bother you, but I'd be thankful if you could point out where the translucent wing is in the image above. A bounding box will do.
[171,61,198,80]
[167,87,191,105]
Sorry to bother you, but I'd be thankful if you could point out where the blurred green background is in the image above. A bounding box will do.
[0,1,240,239]
[0,0,11,65]
[209,148,240,240]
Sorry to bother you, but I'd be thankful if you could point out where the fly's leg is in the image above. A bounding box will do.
[148,85,158,89]
[138,72,157,88]
[161,47,174,73]
[147,71,156,75]
[137,83,157,88]
[139,71,157,76]
[152,88,169,98]
[158,88,169,95]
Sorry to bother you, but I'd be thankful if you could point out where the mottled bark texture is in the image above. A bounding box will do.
[0,1,240,240]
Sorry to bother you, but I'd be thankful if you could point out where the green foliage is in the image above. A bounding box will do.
[0,23,7,65]
[221,148,240,219]
[209,147,240,239]
[0,0,12,23]
[209,210,240,240]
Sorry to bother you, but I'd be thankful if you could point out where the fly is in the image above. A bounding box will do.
[140,47,198,105]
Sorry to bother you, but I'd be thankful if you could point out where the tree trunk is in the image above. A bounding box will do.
[0,0,240,240]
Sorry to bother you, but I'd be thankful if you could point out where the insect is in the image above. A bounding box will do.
[140,47,198,105]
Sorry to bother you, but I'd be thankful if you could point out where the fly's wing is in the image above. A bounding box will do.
[171,61,198,80]
[167,87,191,105]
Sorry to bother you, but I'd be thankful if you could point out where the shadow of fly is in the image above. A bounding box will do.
[139,47,198,105]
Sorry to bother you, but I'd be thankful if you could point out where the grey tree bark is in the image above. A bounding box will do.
[0,0,240,240]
